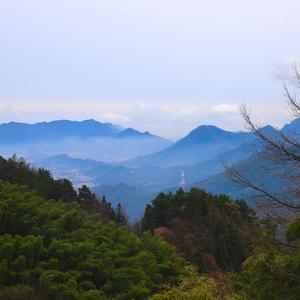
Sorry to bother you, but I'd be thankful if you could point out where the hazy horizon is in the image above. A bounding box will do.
[0,116,294,142]
[1,0,300,139]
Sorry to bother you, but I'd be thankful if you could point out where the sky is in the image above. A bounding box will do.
[0,0,300,139]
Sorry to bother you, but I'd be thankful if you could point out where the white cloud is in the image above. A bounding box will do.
[210,104,239,114]
[0,99,291,140]
[177,106,202,116]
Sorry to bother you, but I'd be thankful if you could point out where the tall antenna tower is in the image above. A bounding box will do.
[179,169,186,187]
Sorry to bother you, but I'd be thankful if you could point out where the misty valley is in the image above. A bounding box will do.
[1,109,300,299]
[0,118,293,219]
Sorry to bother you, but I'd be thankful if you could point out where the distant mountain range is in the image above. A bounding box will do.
[190,122,298,197]
[0,119,121,143]
[126,124,278,168]
[2,118,299,219]
[0,119,162,142]
[0,119,172,162]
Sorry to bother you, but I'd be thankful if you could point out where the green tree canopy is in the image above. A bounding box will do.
[0,181,184,299]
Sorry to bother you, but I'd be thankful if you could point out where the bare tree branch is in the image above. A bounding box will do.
[225,66,300,237]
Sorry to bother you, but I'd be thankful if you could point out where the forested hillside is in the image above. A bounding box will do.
[142,189,256,273]
[0,155,127,225]
[141,188,300,300]
[0,152,300,299]
[0,160,184,299]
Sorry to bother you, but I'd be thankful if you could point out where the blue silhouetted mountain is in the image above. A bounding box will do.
[117,128,152,138]
[0,120,172,162]
[92,183,157,220]
[126,125,255,167]
[180,125,289,203]
[34,123,281,218]
[0,119,122,143]
[38,153,109,171]
[188,152,285,206]
[0,119,169,143]
[281,118,300,138]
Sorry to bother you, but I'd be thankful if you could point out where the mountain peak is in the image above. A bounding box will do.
[178,124,238,145]
[258,124,277,134]
[0,119,122,143]
[192,124,226,134]
[281,118,300,134]
[118,128,157,138]
[120,128,142,136]
[48,153,72,160]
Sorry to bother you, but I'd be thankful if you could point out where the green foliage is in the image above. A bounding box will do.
[286,215,300,242]
[3,155,299,299]
[0,155,126,224]
[0,181,184,299]
[150,266,216,300]
[142,188,256,272]
[0,284,38,300]
[234,249,300,300]
[233,217,300,300]
[115,203,128,226]
[150,266,247,300]
[0,155,77,203]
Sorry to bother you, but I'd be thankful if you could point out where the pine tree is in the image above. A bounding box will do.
[115,203,127,226]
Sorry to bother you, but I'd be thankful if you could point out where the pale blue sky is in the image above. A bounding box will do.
[0,0,300,139]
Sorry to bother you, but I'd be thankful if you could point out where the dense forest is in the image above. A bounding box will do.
[0,155,127,225]
[0,156,183,299]
[142,189,255,273]
[0,148,300,299]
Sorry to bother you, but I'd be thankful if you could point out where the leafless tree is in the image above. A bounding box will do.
[225,66,300,231]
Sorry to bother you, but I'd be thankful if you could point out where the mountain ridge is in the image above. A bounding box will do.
[0,119,172,162]
[125,124,256,168]
[0,119,171,144]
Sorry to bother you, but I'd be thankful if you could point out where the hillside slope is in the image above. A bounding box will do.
[126,125,254,167]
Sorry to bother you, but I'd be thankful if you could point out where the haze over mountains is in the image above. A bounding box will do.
[0,119,172,162]
[0,118,298,219]
[193,119,300,199]
[126,125,254,167]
